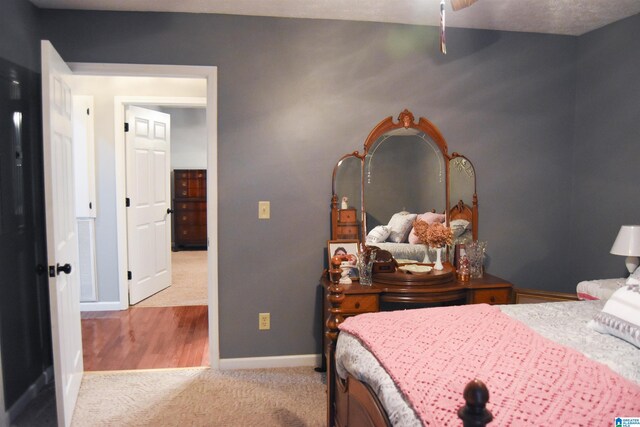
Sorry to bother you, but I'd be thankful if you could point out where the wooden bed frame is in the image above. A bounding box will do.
[325,255,493,427]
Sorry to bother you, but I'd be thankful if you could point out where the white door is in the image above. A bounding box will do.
[41,40,83,427]
[126,106,172,304]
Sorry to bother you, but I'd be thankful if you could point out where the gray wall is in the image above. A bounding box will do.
[35,10,633,359]
[164,107,208,170]
[0,0,40,72]
[570,14,640,282]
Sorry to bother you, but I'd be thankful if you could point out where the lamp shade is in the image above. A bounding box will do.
[610,225,640,256]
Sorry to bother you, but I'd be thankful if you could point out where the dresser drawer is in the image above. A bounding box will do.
[336,225,359,239]
[338,209,357,223]
[341,294,379,314]
[175,225,206,243]
[174,171,190,180]
[189,170,206,180]
[175,211,206,225]
[470,288,511,305]
[174,201,206,212]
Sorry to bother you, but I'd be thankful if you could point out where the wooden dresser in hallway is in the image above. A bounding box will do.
[173,169,207,250]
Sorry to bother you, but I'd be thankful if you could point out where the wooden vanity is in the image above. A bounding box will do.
[323,109,515,424]
[318,270,512,371]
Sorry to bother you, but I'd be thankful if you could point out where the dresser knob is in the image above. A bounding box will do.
[355,302,360,309]
[490,296,496,303]
[182,216,187,220]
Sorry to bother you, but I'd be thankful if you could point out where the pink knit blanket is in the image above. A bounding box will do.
[339,304,640,426]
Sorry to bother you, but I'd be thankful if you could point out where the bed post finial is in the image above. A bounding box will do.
[458,379,493,426]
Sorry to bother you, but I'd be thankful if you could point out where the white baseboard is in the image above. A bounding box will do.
[219,354,322,371]
[80,301,123,312]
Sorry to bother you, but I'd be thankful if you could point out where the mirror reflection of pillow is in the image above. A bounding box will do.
[387,212,417,243]
[366,225,391,243]
[408,212,446,244]
[450,219,471,238]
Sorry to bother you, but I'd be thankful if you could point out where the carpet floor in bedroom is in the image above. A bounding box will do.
[13,367,325,427]
[135,250,208,307]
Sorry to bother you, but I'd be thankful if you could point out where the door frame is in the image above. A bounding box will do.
[69,63,219,368]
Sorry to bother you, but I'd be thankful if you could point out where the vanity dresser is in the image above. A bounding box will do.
[172,169,207,250]
[320,109,513,370]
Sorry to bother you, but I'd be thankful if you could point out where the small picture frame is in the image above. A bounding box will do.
[327,240,360,280]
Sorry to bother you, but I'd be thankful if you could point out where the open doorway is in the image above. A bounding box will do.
[67,71,217,372]
[79,101,210,370]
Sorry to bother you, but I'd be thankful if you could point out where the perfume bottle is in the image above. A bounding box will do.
[457,253,470,282]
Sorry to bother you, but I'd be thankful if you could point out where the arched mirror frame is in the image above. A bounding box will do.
[331,109,478,246]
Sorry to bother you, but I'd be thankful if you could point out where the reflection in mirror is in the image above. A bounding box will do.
[450,156,475,209]
[450,155,478,240]
[333,154,362,220]
[364,129,446,232]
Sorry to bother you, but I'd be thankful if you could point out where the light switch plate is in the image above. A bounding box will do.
[258,201,270,219]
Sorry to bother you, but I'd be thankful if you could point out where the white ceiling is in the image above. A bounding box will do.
[29,0,640,36]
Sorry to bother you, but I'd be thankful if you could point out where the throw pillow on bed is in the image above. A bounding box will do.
[588,284,640,348]
[366,225,391,244]
[626,266,640,285]
[387,212,417,243]
[408,212,445,244]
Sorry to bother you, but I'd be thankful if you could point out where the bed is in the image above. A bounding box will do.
[324,262,640,426]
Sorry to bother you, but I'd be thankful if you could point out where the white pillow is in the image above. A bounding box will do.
[588,284,640,348]
[450,219,471,238]
[626,266,640,285]
[387,212,417,243]
[366,225,390,243]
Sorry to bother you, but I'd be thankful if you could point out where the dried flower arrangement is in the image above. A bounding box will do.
[412,220,453,248]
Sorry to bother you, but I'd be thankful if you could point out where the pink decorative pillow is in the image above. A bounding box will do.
[408,212,446,244]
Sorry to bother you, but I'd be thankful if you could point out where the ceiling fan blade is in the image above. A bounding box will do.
[450,0,478,11]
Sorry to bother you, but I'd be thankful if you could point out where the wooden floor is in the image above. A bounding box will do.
[81,305,209,371]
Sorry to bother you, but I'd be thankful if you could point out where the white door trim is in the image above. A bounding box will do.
[69,63,219,368]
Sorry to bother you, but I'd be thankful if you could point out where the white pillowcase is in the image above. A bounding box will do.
[450,219,471,238]
[387,212,417,243]
[366,225,391,243]
[588,284,640,348]
[626,266,640,285]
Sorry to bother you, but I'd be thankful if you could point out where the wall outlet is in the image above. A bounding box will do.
[258,312,270,330]
[258,201,270,219]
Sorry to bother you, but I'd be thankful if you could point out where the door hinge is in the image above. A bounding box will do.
[126,197,130,207]
[127,271,132,280]
[124,122,129,132]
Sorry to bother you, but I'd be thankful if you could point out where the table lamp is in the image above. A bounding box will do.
[610,225,640,274]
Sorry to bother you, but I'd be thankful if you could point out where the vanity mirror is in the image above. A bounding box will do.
[330,109,478,262]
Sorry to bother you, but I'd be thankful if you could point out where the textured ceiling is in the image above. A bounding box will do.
[29,0,640,36]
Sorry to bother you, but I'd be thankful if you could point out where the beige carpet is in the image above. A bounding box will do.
[135,251,208,307]
[71,367,325,427]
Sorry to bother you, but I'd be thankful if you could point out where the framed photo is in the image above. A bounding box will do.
[327,240,360,280]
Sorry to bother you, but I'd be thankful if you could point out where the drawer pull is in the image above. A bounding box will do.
[355,302,360,309]
[490,296,496,303]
